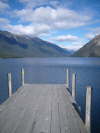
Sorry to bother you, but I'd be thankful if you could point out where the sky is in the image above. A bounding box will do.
[0,0,100,50]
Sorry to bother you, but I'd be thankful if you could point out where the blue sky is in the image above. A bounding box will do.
[0,0,100,50]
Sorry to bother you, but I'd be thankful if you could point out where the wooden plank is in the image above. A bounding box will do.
[50,85,61,133]
[0,85,46,133]
[10,86,47,133]
[61,85,87,133]
[58,85,80,133]
[32,86,52,133]
[0,84,87,133]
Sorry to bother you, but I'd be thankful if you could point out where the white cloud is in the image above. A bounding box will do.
[12,6,92,36]
[90,27,100,34]
[2,23,51,36]
[0,18,10,25]
[0,15,51,36]
[61,44,83,51]
[85,33,95,39]
[0,4,93,39]
[0,1,9,11]
[52,35,79,42]
[59,41,85,50]
[60,38,87,51]
[85,27,100,39]
[19,0,29,2]
[5,24,35,35]
[15,7,91,27]
[18,0,60,8]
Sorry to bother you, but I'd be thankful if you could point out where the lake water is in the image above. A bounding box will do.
[0,57,100,133]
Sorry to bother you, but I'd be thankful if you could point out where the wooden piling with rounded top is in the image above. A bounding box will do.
[8,73,12,97]
[21,68,24,86]
[85,86,92,133]
[72,73,76,102]
[66,68,69,88]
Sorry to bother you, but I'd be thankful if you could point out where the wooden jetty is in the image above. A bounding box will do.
[0,69,92,133]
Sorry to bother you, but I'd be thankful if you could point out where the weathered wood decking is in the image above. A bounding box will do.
[0,84,87,133]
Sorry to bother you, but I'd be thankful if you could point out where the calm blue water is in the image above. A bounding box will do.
[0,57,100,133]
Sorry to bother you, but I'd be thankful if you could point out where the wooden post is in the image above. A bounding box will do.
[8,73,12,97]
[21,68,24,86]
[85,86,92,133]
[72,73,76,101]
[66,68,69,88]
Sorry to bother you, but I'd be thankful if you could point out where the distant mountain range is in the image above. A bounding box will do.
[0,30,70,58]
[1,30,100,58]
[73,35,100,57]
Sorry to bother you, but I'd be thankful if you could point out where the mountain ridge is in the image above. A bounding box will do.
[0,30,70,58]
[73,35,100,57]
